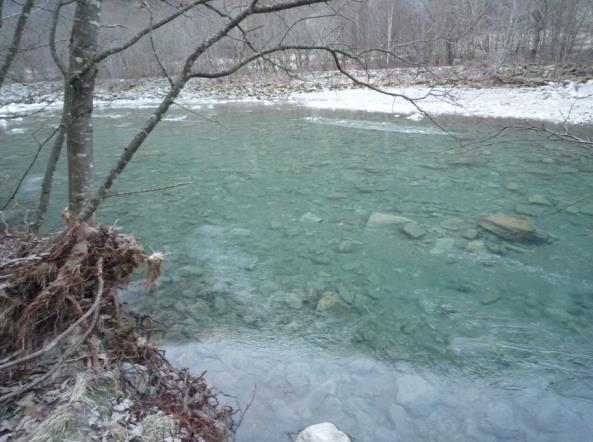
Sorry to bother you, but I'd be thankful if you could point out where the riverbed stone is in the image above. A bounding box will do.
[337,240,354,253]
[466,240,487,253]
[515,204,544,217]
[461,228,479,240]
[430,238,456,254]
[367,212,412,228]
[561,205,580,214]
[300,212,323,223]
[328,192,348,200]
[479,213,546,242]
[316,291,347,312]
[403,222,426,239]
[528,194,552,206]
[337,284,355,304]
[286,292,304,309]
[505,182,522,192]
[395,374,438,418]
[485,241,507,254]
[296,422,351,442]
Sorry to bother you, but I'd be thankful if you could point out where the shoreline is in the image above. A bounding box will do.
[1,66,593,125]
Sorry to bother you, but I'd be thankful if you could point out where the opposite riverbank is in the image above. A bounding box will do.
[2,64,593,125]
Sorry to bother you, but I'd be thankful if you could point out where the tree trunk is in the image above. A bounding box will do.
[67,0,101,216]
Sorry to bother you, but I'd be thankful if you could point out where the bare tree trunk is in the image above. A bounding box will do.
[67,0,101,216]
[0,0,35,88]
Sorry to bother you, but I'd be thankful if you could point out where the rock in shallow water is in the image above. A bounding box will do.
[337,240,354,253]
[403,222,427,239]
[285,291,304,309]
[301,212,323,223]
[466,240,487,253]
[316,291,347,312]
[430,238,456,254]
[528,194,552,206]
[366,212,412,228]
[461,228,479,240]
[296,422,351,442]
[479,213,547,243]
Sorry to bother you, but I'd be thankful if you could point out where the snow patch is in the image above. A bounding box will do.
[292,82,593,124]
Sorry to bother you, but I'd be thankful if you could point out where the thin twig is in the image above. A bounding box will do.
[541,193,593,217]
[104,181,192,199]
[232,384,256,441]
[0,126,60,211]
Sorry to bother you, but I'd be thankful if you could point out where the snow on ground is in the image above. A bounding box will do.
[2,80,593,125]
[291,81,593,124]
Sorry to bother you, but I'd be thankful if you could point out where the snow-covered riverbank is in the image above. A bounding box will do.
[2,66,593,124]
[291,81,593,124]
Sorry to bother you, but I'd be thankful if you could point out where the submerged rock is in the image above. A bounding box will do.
[366,212,412,228]
[296,422,351,442]
[466,240,487,253]
[316,291,347,312]
[528,194,552,206]
[505,182,522,192]
[337,240,354,253]
[515,204,543,217]
[403,222,426,239]
[461,228,479,240]
[300,212,323,223]
[286,292,304,309]
[327,192,348,200]
[479,213,547,242]
[430,238,456,254]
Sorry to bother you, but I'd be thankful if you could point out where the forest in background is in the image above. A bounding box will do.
[2,0,593,83]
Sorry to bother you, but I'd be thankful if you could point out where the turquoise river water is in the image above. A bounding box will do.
[1,102,593,441]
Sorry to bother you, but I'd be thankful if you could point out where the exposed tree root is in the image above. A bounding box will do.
[0,221,232,441]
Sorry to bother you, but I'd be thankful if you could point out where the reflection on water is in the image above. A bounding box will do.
[2,104,593,441]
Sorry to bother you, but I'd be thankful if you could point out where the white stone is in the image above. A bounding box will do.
[366,212,412,228]
[300,212,323,223]
[296,422,351,442]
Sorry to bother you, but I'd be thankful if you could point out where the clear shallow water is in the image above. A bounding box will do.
[2,103,593,441]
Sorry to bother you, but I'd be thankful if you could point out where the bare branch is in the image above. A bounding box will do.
[104,181,192,199]
[0,125,60,211]
[90,0,211,69]
[49,0,66,75]
[0,0,35,89]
